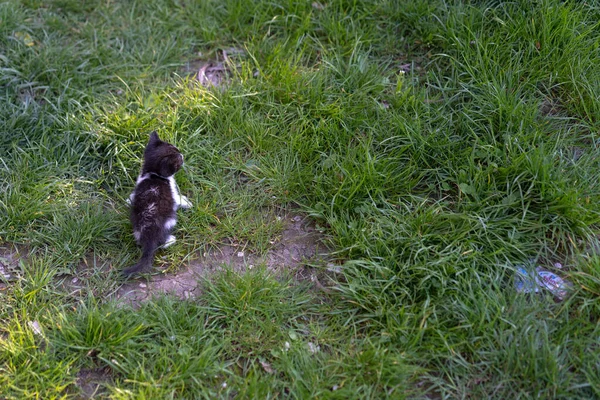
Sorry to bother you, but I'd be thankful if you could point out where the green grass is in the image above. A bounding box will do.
[1,0,600,398]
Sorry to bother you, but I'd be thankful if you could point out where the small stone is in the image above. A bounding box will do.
[237,251,244,257]
[248,264,254,270]
[284,341,290,351]
[139,283,147,288]
[332,385,339,391]
[71,277,78,284]
[554,262,563,269]
[221,382,227,389]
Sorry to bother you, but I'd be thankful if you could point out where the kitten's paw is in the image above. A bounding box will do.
[122,263,148,277]
[179,195,193,209]
[126,193,134,205]
[163,235,176,248]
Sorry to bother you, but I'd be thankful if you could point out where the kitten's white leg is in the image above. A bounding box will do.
[163,235,176,248]
[168,176,192,210]
[126,193,134,205]
[179,195,193,209]
[164,218,177,230]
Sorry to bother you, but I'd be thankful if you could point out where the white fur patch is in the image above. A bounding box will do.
[163,235,176,248]
[136,173,150,185]
[168,176,183,210]
[166,176,193,209]
[164,218,177,230]
[133,230,141,241]
[179,195,193,209]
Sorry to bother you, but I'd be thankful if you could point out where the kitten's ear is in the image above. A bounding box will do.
[148,131,160,144]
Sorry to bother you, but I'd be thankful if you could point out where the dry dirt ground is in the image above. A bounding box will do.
[1,211,333,308]
[0,245,21,292]
[116,212,331,306]
[76,367,113,399]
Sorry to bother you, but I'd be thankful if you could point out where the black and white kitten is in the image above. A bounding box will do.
[123,131,192,276]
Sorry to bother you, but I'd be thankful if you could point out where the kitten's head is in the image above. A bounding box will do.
[141,131,184,177]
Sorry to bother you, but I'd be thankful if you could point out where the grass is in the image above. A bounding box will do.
[1,0,599,398]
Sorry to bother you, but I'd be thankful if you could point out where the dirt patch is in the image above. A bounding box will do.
[539,96,567,117]
[75,367,112,399]
[182,48,246,88]
[0,245,22,291]
[116,213,331,307]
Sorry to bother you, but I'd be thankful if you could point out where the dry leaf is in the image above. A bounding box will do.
[197,62,228,87]
[259,360,275,374]
[14,32,35,47]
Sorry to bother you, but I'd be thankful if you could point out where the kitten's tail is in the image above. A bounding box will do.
[122,241,157,277]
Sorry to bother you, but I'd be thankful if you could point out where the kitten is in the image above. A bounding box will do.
[123,131,192,276]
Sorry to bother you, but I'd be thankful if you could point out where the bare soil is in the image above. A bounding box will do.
[0,245,22,291]
[116,213,331,306]
[75,367,113,399]
[182,47,246,88]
